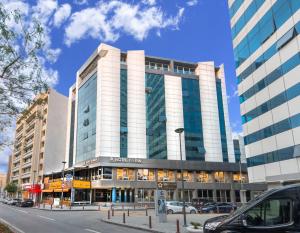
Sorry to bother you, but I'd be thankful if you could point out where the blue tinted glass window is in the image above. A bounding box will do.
[146,73,167,159]
[216,79,229,162]
[120,69,128,158]
[182,78,205,161]
[76,73,97,163]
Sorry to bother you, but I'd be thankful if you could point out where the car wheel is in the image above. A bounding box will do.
[167,209,174,214]
[190,210,196,214]
[209,210,214,214]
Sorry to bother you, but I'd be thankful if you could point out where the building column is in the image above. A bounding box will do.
[196,62,223,162]
[230,188,236,203]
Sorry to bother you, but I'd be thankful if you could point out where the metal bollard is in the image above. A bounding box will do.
[217,206,219,214]
[83,205,85,210]
[112,208,114,216]
[51,204,53,210]
[149,216,152,229]
[43,203,45,209]
[127,209,129,216]
[61,203,63,209]
[176,219,180,233]
[69,204,72,210]
[134,205,135,210]
[146,208,148,216]
[98,205,101,211]
[108,210,111,219]
[123,212,126,224]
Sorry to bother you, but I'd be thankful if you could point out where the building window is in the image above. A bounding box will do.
[214,171,225,183]
[93,167,112,180]
[176,170,193,182]
[216,79,228,162]
[137,169,155,181]
[145,73,167,159]
[120,69,128,158]
[182,78,205,161]
[76,73,97,163]
[195,171,209,182]
[157,170,175,182]
[117,168,134,181]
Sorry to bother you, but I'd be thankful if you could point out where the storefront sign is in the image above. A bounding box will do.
[109,157,142,164]
[157,182,177,190]
[73,180,91,189]
[49,181,62,189]
[83,157,100,166]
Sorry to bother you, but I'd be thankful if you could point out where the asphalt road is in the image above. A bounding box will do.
[0,203,144,233]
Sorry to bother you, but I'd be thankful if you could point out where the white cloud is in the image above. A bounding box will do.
[74,0,88,5]
[142,0,156,6]
[65,1,185,46]
[187,0,198,6]
[53,4,71,27]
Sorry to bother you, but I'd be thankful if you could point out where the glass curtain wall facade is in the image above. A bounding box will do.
[216,79,229,162]
[120,69,128,158]
[145,73,167,159]
[76,74,97,163]
[182,78,205,161]
[229,0,300,184]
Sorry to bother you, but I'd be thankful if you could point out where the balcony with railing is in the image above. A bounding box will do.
[23,150,33,159]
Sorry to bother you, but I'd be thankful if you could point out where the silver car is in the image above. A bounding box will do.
[166,201,197,214]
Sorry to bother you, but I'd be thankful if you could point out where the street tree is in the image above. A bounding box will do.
[0,3,49,148]
[4,182,18,197]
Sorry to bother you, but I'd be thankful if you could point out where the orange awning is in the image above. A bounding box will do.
[53,189,69,192]
[42,189,54,193]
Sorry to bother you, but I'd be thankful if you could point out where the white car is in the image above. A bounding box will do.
[166,201,197,214]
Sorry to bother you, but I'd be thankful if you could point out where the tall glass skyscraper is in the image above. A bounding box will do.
[228,0,300,187]
[63,43,266,204]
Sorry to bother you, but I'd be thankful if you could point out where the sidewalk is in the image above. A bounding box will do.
[101,209,222,233]
[34,204,100,211]
[34,203,152,211]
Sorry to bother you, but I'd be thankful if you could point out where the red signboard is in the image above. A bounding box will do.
[26,184,42,193]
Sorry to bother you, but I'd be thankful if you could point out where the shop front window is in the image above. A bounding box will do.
[214,171,225,183]
[92,167,112,180]
[157,170,175,182]
[137,169,155,181]
[117,168,135,181]
[137,189,155,203]
[195,171,209,182]
[233,172,248,183]
[177,170,193,182]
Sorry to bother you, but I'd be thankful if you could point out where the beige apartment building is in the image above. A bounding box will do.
[10,89,68,198]
[0,173,6,196]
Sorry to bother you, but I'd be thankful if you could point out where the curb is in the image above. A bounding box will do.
[101,218,165,233]
[0,218,23,233]
[34,207,99,212]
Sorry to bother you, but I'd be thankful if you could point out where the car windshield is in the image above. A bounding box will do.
[227,189,277,218]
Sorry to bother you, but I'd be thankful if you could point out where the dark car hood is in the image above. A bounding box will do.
[204,214,229,224]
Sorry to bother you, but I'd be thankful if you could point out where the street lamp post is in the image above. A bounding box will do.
[61,161,66,207]
[175,128,187,227]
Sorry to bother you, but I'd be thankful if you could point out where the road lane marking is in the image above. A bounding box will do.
[3,205,28,214]
[38,215,56,221]
[15,209,28,214]
[85,228,102,233]
[0,217,26,233]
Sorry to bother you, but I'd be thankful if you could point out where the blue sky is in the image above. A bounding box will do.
[0,0,241,173]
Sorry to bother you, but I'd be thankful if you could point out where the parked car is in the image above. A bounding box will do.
[201,202,236,214]
[191,198,214,211]
[203,183,300,233]
[166,201,198,214]
[6,198,21,205]
[18,199,34,207]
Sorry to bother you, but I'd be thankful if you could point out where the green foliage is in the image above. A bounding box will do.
[4,182,18,194]
[190,221,202,229]
[0,3,48,148]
